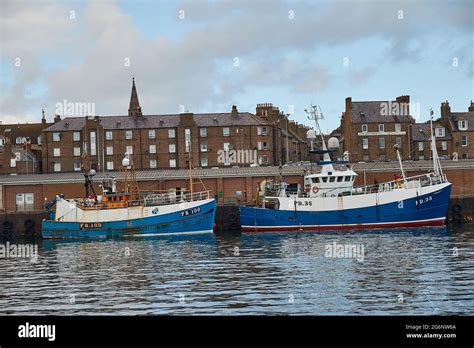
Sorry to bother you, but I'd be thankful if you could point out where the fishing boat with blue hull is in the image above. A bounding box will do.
[240,105,452,233]
[42,154,216,239]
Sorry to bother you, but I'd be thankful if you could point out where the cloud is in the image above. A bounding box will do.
[0,0,472,122]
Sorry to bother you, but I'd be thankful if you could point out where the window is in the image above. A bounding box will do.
[107,161,114,170]
[149,145,156,154]
[223,127,230,136]
[74,147,81,156]
[362,138,369,150]
[10,159,16,168]
[90,132,96,156]
[378,124,384,133]
[73,132,81,141]
[16,193,34,212]
[169,144,176,153]
[16,137,24,144]
[106,146,113,155]
[435,127,445,137]
[379,138,385,149]
[168,129,176,138]
[395,137,402,147]
[200,128,207,137]
[0,138,4,146]
[37,136,42,145]
[258,126,268,135]
[150,159,157,168]
[458,120,468,130]
[201,157,208,167]
[461,135,468,146]
[126,145,133,155]
[54,163,61,172]
[418,142,423,151]
[363,155,369,161]
[441,141,447,151]
[169,159,177,168]
[462,153,468,159]
[125,130,133,140]
[53,132,60,142]
[419,155,425,160]
[185,129,191,153]
[200,143,208,152]
[106,131,113,140]
[362,124,368,132]
[336,176,343,183]
[322,177,328,183]
[395,123,401,133]
[262,155,268,164]
[344,176,351,182]
[329,176,336,182]
[53,148,61,157]
[148,130,156,139]
[74,161,81,172]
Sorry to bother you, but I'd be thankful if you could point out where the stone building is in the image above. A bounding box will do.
[0,111,52,175]
[340,95,415,162]
[41,79,311,173]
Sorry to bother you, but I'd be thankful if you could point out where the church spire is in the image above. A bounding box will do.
[128,77,142,118]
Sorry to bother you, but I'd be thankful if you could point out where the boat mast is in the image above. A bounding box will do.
[429,108,444,177]
[305,105,331,163]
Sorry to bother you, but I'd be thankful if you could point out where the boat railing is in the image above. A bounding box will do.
[143,190,212,207]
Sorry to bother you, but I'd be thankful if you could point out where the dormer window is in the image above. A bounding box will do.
[435,127,445,137]
[458,120,468,131]
[361,124,368,132]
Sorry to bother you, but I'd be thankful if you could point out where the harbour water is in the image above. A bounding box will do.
[0,225,473,315]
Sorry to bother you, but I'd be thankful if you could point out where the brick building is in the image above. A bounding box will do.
[340,95,415,162]
[41,79,311,173]
[0,111,52,175]
[410,101,474,161]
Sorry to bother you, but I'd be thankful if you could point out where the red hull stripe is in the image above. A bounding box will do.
[241,218,446,233]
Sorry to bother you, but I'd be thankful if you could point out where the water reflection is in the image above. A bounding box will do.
[0,226,473,315]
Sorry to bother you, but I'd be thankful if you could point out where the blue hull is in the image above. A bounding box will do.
[240,184,451,232]
[42,200,216,239]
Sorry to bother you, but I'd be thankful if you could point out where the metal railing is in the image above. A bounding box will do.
[143,190,212,207]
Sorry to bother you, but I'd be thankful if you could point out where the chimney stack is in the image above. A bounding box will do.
[440,100,451,118]
[54,114,61,123]
[41,109,46,125]
[469,100,474,112]
[231,105,238,117]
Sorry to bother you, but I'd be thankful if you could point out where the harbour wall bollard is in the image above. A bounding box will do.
[0,212,48,239]
[447,197,474,223]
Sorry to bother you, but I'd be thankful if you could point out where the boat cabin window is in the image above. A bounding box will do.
[337,176,343,182]
[322,177,328,183]
[344,176,351,182]
[312,178,320,183]
[329,177,336,183]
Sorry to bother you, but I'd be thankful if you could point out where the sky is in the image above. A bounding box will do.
[0,0,473,133]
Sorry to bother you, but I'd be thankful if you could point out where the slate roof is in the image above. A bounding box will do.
[410,122,453,141]
[351,101,414,123]
[0,122,52,144]
[43,112,269,132]
[450,112,474,131]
